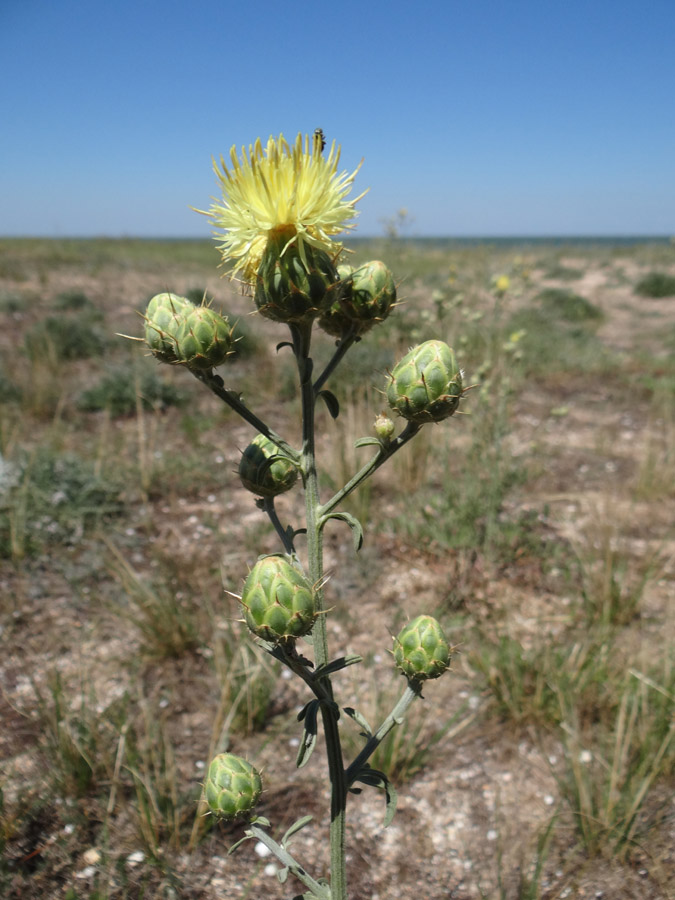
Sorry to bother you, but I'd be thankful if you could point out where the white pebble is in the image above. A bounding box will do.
[127,850,145,865]
[486,829,498,841]
[264,863,278,877]
[76,866,96,879]
[254,841,271,858]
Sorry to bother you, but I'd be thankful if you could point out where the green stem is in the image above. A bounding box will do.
[291,321,348,900]
[313,331,358,395]
[320,421,421,517]
[248,825,330,899]
[261,497,295,555]
[191,368,298,460]
[345,682,420,785]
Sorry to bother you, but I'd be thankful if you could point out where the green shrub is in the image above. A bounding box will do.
[634,272,675,298]
[78,367,184,415]
[23,315,107,362]
[0,448,122,558]
[0,371,21,403]
[536,288,604,322]
[52,289,94,311]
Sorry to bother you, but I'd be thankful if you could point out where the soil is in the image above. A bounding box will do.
[1,241,674,900]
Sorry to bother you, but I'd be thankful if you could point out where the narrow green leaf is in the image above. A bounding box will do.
[277,867,289,884]
[296,701,319,768]
[313,655,363,679]
[354,436,381,448]
[281,814,314,846]
[319,511,364,551]
[343,706,373,737]
[228,831,255,855]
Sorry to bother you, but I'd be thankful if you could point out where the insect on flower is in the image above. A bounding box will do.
[314,127,326,153]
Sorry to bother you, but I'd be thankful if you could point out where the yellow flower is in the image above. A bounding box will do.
[203,133,366,283]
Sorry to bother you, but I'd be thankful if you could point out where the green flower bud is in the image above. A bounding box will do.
[204,753,262,819]
[393,615,451,681]
[143,293,194,362]
[254,228,339,324]
[319,260,396,337]
[386,340,463,424]
[373,412,395,444]
[241,555,316,643]
[238,434,298,498]
[173,305,234,370]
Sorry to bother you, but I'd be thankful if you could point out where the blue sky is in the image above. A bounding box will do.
[2,0,674,237]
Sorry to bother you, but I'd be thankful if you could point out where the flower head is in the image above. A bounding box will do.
[203,133,365,283]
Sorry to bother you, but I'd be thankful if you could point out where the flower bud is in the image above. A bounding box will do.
[373,413,395,444]
[319,260,396,337]
[386,340,462,424]
[254,228,339,324]
[143,293,193,362]
[241,555,316,643]
[393,615,451,681]
[238,434,298,498]
[173,305,234,370]
[204,753,262,819]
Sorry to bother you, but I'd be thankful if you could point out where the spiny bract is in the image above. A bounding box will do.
[204,753,262,819]
[254,228,340,324]
[143,292,194,363]
[241,555,316,643]
[173,304,234,370]
[393,615,451,681]
[386,340,462,424]
[319,259,396,337]
[239,434,298,498]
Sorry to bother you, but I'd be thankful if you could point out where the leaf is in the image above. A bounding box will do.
[228,830,255,855]
[318,389,340,419]
[313,655,363,679]
[343,706,373,737]
[319,511,364,551]
[281,814,314,846]
[354,436,381,449]
[277,867,289,884]
[296,700,320,768]
[353,766,398,827]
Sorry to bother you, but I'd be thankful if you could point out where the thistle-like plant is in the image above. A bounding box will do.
[136,131,469,900]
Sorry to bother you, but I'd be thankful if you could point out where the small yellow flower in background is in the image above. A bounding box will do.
[494,274,510,294]
[203,133,366,283]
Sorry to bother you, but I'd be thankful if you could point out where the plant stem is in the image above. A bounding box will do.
[313,331,358,395]
[191,368,298,460]
[248,825,330,899]
[345,682,420,785]
[261,497,295,555]
[291,321,348,900]
[320,421,421,516]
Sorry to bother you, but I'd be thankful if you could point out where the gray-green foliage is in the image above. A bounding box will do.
[634,271,675,298]
[78,366,184,415]
[0,448,121,557]
[23,314,107,362]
